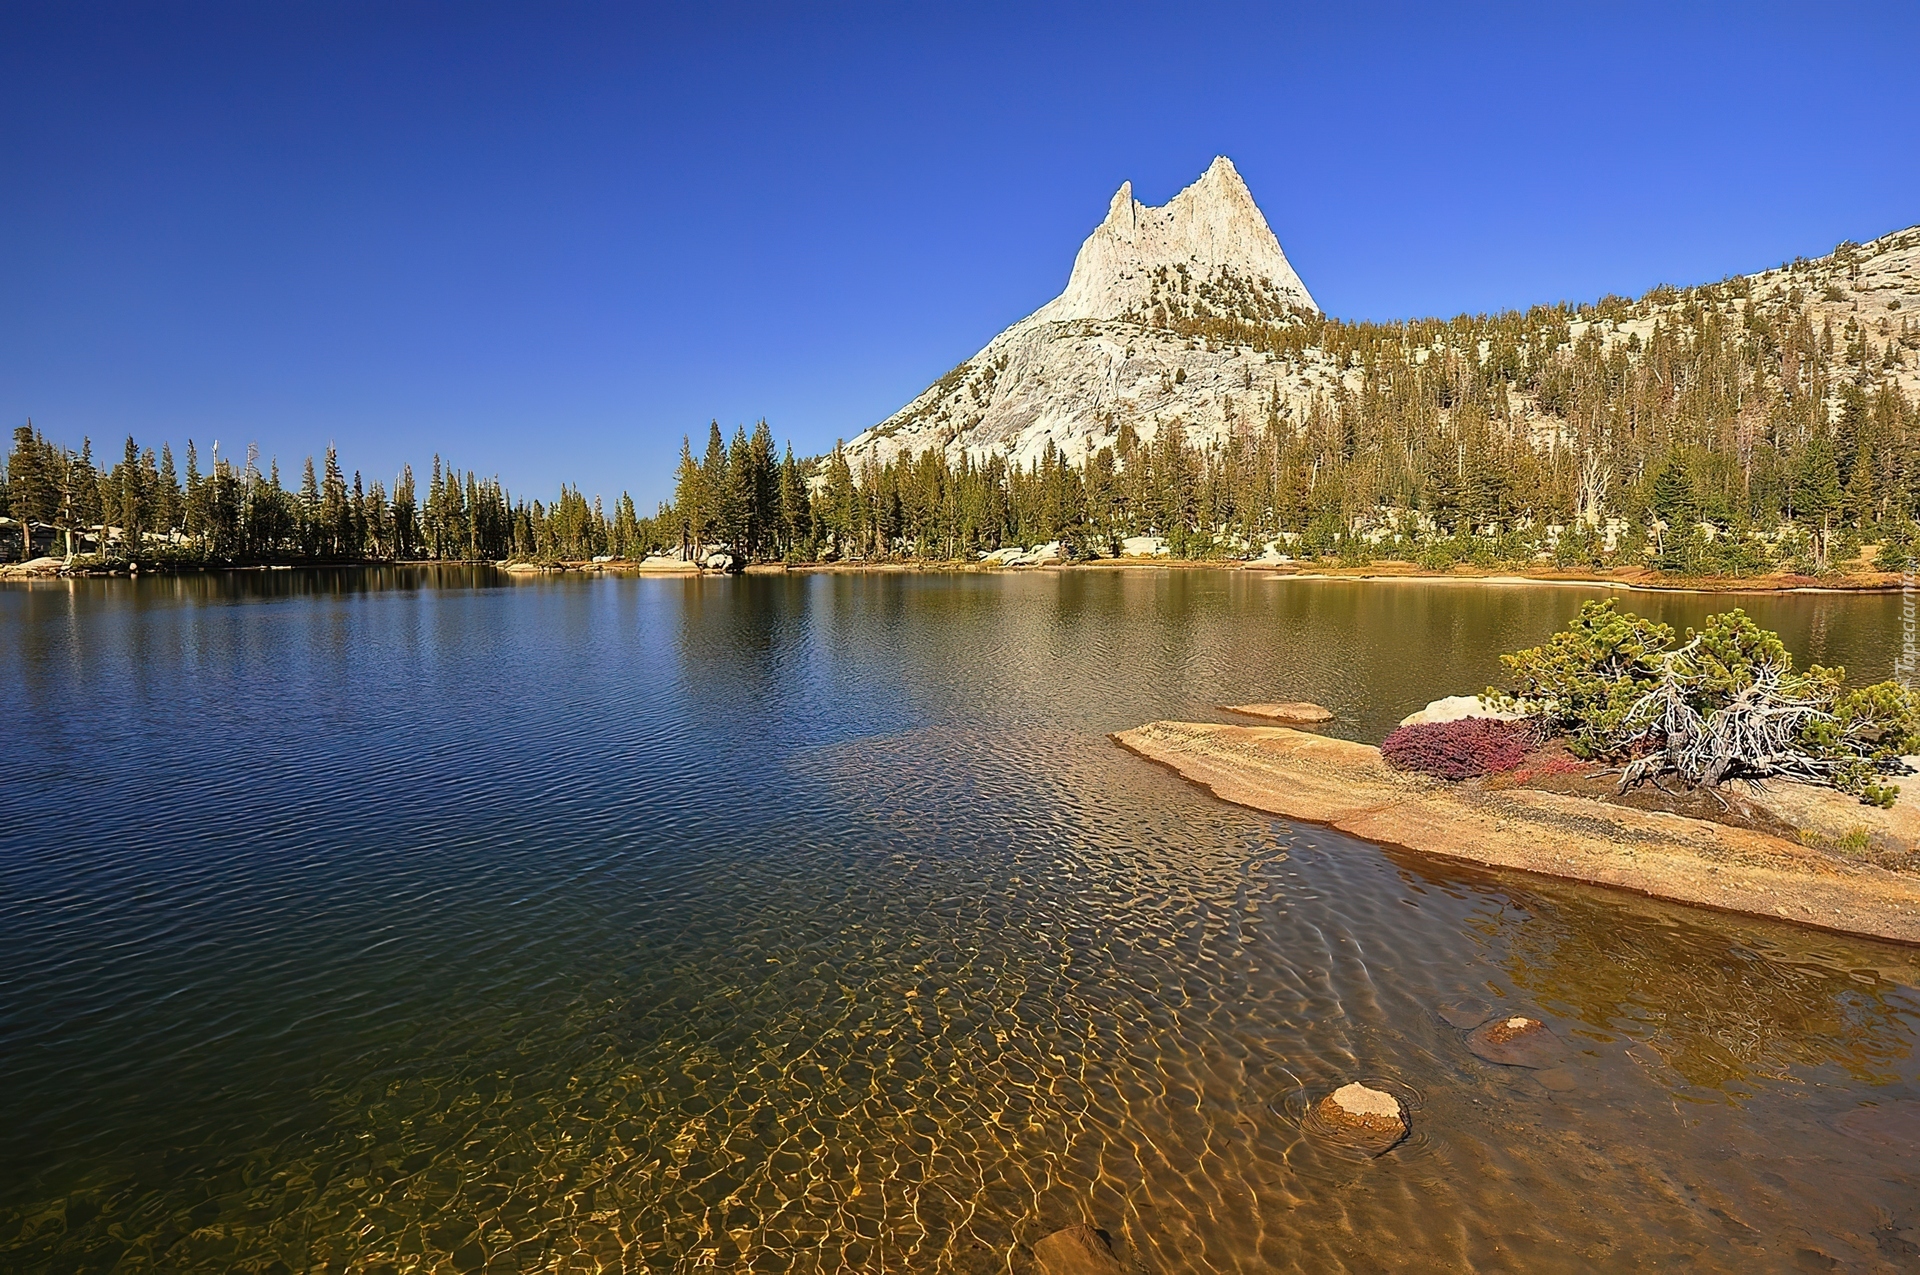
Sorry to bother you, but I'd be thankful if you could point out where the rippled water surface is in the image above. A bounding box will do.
[5,568,1920,1272]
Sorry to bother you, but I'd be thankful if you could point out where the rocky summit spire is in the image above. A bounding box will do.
[1034,156,1316,322]
[843,156,1321,478]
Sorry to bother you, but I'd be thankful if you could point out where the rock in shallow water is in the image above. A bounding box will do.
[1032,1224,1125,1275]
[1437,996,1494,1029]
[1835,1100,1920,1153]
[1223,701,1334,724]
[1467,1015,1568,1068]
[1313,1082,1409,1154]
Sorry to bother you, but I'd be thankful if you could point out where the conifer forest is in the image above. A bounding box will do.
[7,233,1920,576]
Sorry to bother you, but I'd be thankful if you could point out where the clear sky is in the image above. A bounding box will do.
[5,2,1918,506]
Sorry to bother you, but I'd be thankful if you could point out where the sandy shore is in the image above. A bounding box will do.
[1248,562,1904,594]
[1114,721,1920,945]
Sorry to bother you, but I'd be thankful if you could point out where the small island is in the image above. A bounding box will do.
[1120,601,1920,943]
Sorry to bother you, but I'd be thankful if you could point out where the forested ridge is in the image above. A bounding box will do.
[7,229,1920,574]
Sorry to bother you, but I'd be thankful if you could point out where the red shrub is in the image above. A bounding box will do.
[1510,753,1587,784]
[1381,718,1535,781]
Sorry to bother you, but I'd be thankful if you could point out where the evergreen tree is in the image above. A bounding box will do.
[7,423,55,559]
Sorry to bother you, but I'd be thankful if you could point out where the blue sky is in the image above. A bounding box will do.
[5,2,1918,506]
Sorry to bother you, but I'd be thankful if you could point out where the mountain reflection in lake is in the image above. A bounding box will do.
[3,569,1918,1272]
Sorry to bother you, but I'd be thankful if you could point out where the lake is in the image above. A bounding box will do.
[3,568,1918,1272]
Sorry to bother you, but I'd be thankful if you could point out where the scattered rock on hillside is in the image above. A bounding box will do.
[1032,1224,1126,1275]
[1467,1015,1567,1068]
[1223,701,1334,724]
[1313,1082,1409,1154]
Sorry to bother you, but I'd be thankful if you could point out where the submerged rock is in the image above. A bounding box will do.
[1835,1100,1920,1152]
[1032,1224,1125,1275]
[1467,1015,1568,1068]
[1437,996,1494,1029]
[1223,701,1334,724]
[1313,1082,1409,1154]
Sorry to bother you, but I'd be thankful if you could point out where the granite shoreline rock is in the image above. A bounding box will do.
[1111,720,1920,944]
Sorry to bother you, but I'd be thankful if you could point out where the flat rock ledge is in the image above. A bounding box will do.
[1112,721,1920,945]
[1223,700,1334,724]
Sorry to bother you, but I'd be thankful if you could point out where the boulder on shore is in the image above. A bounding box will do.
[1223,701,1333,724]
[1032,1224,1125,1275]
[1466,1015,1567,1068]
[1312,1082,1408,1154]
[981,541,1068,568]
[1399,694,1525,728]
[1,556,65,578]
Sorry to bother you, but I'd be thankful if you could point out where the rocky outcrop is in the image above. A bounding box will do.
[1030,157,1314,325]
[0,556,65,578]
[1398,694,1525,728]
[1032,1224,1126,1275]
[635,554,699,573]
[844,157,1323,475]
[981,541,1067,568]
[1112,720,1920,943]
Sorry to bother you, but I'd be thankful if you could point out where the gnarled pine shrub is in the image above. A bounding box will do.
[1489,600,1920,806]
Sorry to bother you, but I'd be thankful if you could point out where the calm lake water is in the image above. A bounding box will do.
[4,568,1919,1273]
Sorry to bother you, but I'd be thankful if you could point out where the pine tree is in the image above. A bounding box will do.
[7,423,55,560]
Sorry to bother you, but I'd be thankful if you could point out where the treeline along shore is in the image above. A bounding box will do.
[7,257,1920,579]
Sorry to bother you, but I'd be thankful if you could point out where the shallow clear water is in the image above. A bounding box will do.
[3,568,1919,1272]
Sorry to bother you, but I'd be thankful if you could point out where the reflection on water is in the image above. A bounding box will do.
[2,569,1918,1272]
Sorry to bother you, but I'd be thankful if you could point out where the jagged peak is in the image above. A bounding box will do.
[1035,156,1315,323]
